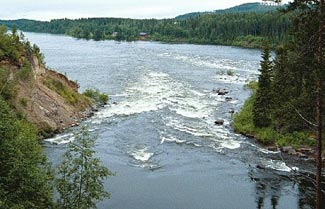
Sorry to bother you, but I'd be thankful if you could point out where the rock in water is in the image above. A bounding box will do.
[212,88,229,95]
[282,146,296,155]
[215,119,224,125]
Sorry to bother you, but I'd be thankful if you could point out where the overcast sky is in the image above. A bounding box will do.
[1,0,290,21]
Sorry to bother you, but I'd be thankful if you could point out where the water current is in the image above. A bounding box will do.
[25,32,320,209]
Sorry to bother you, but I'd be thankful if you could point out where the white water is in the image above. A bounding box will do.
[27,32,310,208]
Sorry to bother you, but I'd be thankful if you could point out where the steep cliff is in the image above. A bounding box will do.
[1,55,92,136]
[0,27,96,137]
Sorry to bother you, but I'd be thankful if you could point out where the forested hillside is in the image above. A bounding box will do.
[0,3,292,48]
[176,2,282,19]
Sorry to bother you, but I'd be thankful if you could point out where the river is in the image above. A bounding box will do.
[25,32,319,209]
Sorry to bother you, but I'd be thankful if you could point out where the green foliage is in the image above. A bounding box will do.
[0,25,45,66]
[233,35,266,49]
[16,61,33,81]
[32,44,45,65]
[253,41,273,127]
[83,88,109,105]
[38,121,55,139]
[0,25,22,63]
[236,0,324,148]
[0,9,292,48]
[20,97,28,107]
[233,93,277,145]
[0,66,8,84]
[244,80,258,90]
[0,97,53,209]
[0,67,16,100]
[0,28,45,103]
[176,2,283,19]
[56,126,113,209]
[44,77,82,105]
[226,69,235,76]
[0,67,17,101]
[234,93,315,146]
[234,93,257,133]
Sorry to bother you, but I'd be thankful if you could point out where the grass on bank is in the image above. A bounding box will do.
[44,77,85,105]
[233,82,315,148]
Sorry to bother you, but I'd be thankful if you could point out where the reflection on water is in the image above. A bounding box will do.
[250,168,286,209]
[250,167,325,209]
[296,172,325,209]
[255,180,280,209]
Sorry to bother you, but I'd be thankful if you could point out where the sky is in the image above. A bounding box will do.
[1,0,291,21]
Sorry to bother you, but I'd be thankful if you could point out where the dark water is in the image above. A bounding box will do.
[25,32,320,209]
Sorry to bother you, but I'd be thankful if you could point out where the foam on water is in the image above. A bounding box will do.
[129,148,154,162]
[160,135,187,145]
[164,53,240,72]
[127,147,163,170]
[262,159,299,172]
[97,100,160,119]
[245,142,280,154]
[158,53,259,86]
[93,71,173,120]
[220,140,241,150]
[89,68,253,154]
[165,117,213,137]
[45,133,74,145]
[92,69,218,123]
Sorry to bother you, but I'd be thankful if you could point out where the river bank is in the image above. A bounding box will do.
[25,32,318,208]
[0,49,108,138]
[233,90,318,162]
[137,34,269,49]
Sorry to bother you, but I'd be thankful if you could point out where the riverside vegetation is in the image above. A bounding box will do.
[0,0,324,208]
[0,27,112,208]
[234,1,324,207]
[234,0,324,150]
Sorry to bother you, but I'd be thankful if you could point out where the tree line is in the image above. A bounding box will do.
[0,10,292,48]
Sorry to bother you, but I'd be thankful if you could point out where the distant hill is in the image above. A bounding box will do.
[176,2,283,19]
[0,2,291,48]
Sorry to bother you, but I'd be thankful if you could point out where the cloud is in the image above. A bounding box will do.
[0,0,292,21]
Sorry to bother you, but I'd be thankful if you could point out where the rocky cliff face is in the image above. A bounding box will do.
[6,56,92,136]
[0,29,94,137]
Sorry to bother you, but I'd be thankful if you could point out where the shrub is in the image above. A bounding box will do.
[234,93,314,147]
[0,81,17,101]
[16,61,33,81]
[20,97,28,107]
[0,67,16,101]
[244,81,258,90]
[83,88,108,105]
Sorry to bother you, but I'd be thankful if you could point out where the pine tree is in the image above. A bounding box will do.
[253,41,273,127]
[271,46,305,132]
[56,126,113,209]
[271,46,289,130]
[281,1,324,208]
